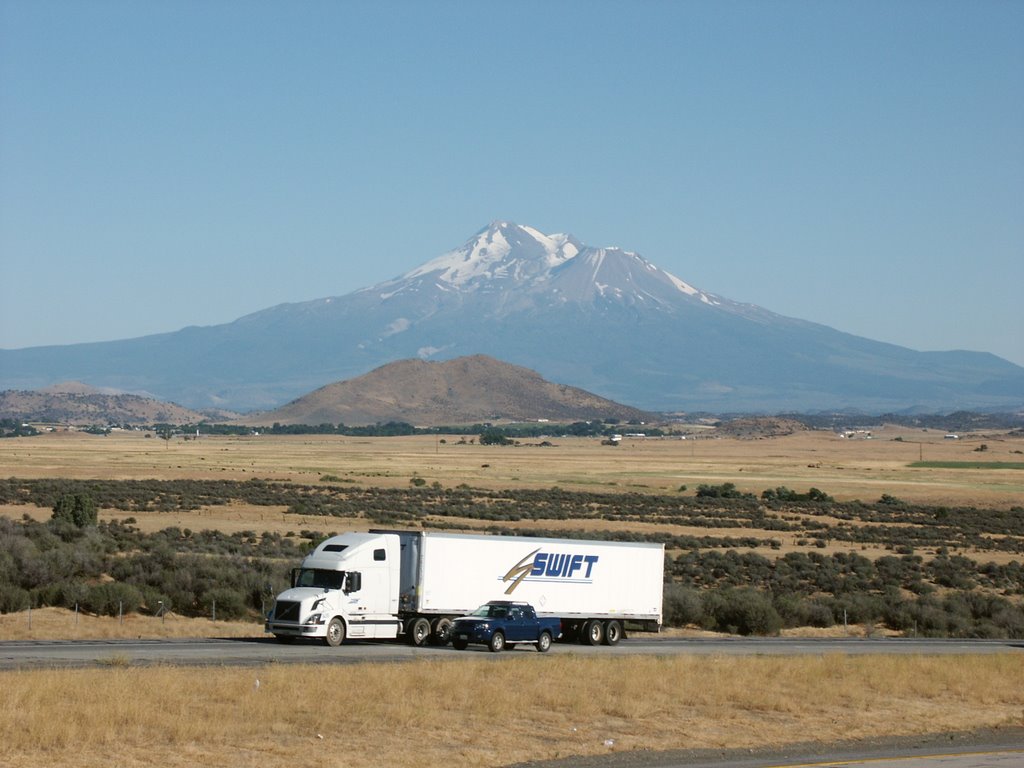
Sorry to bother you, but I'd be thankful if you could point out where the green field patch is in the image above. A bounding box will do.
[910,461,1024,470]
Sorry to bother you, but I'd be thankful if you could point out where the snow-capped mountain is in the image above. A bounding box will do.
[372,221,722,313]
[1,222,1021,413]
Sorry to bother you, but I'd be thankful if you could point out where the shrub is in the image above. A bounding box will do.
[696,483,750,499]
[82,582,143,616]
[702,588,782,636]
[0,583,30,613]
[663,584,704,627]
[200,588,249,621]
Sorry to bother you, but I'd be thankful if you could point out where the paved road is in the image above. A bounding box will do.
[660,747,1024,768]
[790,750,1024,768]
[1,635,1020,670]
[512,734,1024,768]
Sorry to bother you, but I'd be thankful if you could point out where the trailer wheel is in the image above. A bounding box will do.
[409,617,431,647]
[603,620,622,646]
[537,630,552,653]
[325,617,346,647]
[430,617,453,646]
[581,619,604,646]
[488,631,506,653]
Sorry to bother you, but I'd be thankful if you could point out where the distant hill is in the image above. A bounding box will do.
[247,355,655,426]
[0,383,231,425]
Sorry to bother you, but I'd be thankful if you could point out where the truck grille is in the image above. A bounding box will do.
[274,601,300,622]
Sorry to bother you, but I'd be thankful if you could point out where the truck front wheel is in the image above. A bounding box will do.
[488,631,506,653]
[325,617,346,647]
[537,630,552,653]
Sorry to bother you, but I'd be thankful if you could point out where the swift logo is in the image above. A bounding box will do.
[501,549,599,594]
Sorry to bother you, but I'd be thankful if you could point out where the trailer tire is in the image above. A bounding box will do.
[603,620,622,646]
[452,638,469,650]
[581,619,604,646]
[537,630,552,653]
[325,617,346,647]
[488,631,506,653]
[430,617,452,646]
[409,617,431,647]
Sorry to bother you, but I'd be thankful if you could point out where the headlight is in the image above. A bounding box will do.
[304,613,324,625]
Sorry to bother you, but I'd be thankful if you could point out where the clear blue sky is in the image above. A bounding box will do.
[2,0,1022,366]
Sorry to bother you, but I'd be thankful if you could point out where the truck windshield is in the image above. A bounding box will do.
[294,569,345,590]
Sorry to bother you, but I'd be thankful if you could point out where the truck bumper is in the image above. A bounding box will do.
[265,621,326,638]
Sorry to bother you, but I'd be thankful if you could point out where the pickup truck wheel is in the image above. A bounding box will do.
[488,631,505,653]
[430,617,453,646]
[537,630,552,653]
[603,620,622,646]
[325,617,346,647]
[409,617,431,647]
[582,619,604,646]
[452,638,469,650]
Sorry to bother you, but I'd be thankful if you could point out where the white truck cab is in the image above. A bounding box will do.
[266,532,402,645]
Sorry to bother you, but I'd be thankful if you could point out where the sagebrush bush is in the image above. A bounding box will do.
[82,582,143,617]
[702,588,782,636]
[662,583,704,627]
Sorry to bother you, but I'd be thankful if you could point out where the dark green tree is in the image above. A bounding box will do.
[51,493,98,528]
[479,428,513,446]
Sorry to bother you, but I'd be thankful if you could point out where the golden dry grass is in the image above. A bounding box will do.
[3,429,1022,574]
[2,427,1022,506]
[0,654,1021,768]
[0,606,262,641]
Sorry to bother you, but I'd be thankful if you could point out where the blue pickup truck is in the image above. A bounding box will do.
[450,600,562,652]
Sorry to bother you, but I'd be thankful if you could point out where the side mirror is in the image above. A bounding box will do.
[345,571,362,594]
[290,568,300,588]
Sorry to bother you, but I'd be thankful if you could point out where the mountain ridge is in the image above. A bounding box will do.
[1,221,1021,413]
[0,384,229,425]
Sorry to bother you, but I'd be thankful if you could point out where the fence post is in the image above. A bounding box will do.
[212,599,216,623]
[75,602,79,626]
[28,605,31,632]
[119,600,123,625]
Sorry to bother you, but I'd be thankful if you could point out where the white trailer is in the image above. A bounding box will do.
[266,529,663,647]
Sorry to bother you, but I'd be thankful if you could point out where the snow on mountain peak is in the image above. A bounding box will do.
[403,221,578,288]
[374,222,724,311]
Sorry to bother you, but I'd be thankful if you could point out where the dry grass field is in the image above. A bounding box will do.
[0,654,1021,768]
[2,427,1022,767]
[2,427,1022,507]
[0,606,262,641]
[3,428,1020,568]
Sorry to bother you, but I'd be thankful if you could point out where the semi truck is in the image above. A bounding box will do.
[265,529,664,647]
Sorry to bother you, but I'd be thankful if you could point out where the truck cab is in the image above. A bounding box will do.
[266,532,402,645]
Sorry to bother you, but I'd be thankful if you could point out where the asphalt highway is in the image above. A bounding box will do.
[1,635,1021,670]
